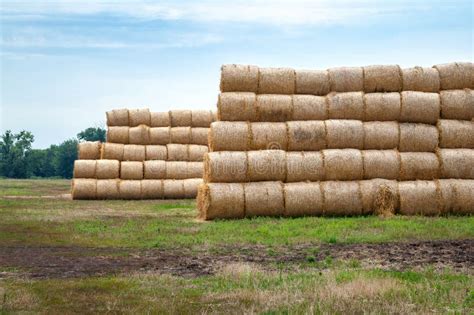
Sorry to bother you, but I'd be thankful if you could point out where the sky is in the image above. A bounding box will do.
[1,0,473,148]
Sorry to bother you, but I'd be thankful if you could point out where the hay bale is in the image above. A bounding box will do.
[149,127,171,145]
[402,67,440,92]
[183,178,203,198]
[188,145,208,161]
[78,141,101,160]
[170,110,192,127]
[120,161,143,180]
[141,180,163,199]
[326,120,364,149]
[295,69,330,95]
[145,145,167,160]
[220,64,259,92]
[101,143,124,161]
[286,152,324,182]
[438,119,474,148]
[359,179,398,215]
[439,179,474,214]
[327,92,364,120]
[73,160,96,178]
[187,162,203,179]
[209,122,249,151]
[399,181,440,215]
[400,152,439,180]
[106,109,129,126]
[363,150,400,179]
[129,125,150,145]
[129,109,151,127]
[71,179,97,200]
[244,182,284,217]
[322,181,362,216]
[324,149,363,180]
[198,183,245,219]
[150,112,170,127]
[218,92,257,121]
[328,66,363,92]
[190,128,208,145]
[434,62,474,90]
[292,95,327,120]
[363,121,399,149]
[287,121,326,151]
[400,91,440,124]
[250,122,288,150]
[399,123,438,152]
[163,180,185,199]
[258,67,295,94]
[191,110,213,127]
[166,161,190,179]
[248,150,286,182]
[364,92,401,121]
[439,149,474,179]
[256,94,292,122]
[96,179,120,199]
[119,180,141,200]
[143,160,166,179]
[107,126,129,143]
[363,65,402,92]
[284,182,324,217]
[440,89,474,120]
[96,160,120,179]
[170,127,191,144]
[204,151,247,182]
[123,144,146,161]
[166,144,188,161]
[212,110,218,122]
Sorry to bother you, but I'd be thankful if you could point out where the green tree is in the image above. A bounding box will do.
[77,127,106,142]
[55,139,78,178]
[0,130,35,178]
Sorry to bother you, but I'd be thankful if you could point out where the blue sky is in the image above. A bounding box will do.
[1,0,472,148]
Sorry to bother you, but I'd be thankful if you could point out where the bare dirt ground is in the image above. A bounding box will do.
[0,240,472,279]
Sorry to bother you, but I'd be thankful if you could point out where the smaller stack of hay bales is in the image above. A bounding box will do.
[72,109,216,199]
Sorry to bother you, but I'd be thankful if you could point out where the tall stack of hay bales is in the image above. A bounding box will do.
[198,62,474,219]
[72,109,216,199]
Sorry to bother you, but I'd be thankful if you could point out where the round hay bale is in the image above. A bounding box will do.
[399,181,440,215]
[287,121,326,151]
[123,145,146,161]
[295,69,330,95]
[363,150,400,179]
[71,179,97,200]
[101,143,124,161]
[96,160,120,179]
[438,119,474,148]
[204,151,247,182]
[364,92,401,121]
[258,67,295,94]
[439,149,474,179]
[399,152,440,180]
[286,152,324,182]
[220,64,259,92]
[209,121,249,151]
[399,123,438,152]
[73,160,96,178]
[166,144,188,161]
[120,161,144,180]
[363,121,399,149]
[284,182,324,217]
[150,112,170,127]
[106,109,129,126]
[212,110,218,122]
[400,91,440,124]
[119,180,141,200]
[145,145,167,160]
[439,179,474,215]
[129,125,150,145]
[322,181,362,216]
[328,66,363,92]
[187,162,203,179]
[434,62,474,90]
[107,127,129,143]
[324,149,363,180]
[218,92,257,121]
[197,183,245,219]
[129,109,151,127]
[440,89,474,120]
[143,160,166,179]
[170,127,191,144]
[402,66,440,92]
[359,179,398,215]
[256,94,292,122]
[363,65,402,92]
[163,180,185,199]
[170,110,192,127]
[244,182,284,217]
[165,161,189,179]
[96,179,120,199]
[292,95,327,120]
[141,179,163,199]
[188,145,208,161]
[328,92,364,120]
[191,110,213,127]
[250,122,288,151]
[190,128,208,145]
[183,178,203,198]
[248,150,286,182]
[149,127,170,145]
[326,120,364,149]
[78,141,101,160]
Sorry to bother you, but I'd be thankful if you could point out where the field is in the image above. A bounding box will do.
[0,179,473,313]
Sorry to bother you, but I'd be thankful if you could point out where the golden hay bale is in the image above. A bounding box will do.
[322,181,362,216]
[190,128,209,145]
[374,185,396,217]
[287,121,326,151]
[438,179,474,214]
[292,95,327,120]
[438,149,474,179]
[149,127,171,145]
[363,121,399,149]
[399,181,440,215]
[143,160,166,179]
[440,89,474,120]
[123,144,146,161]
[165,161,190,179]
[191,110,213,127]
[438,119,474,148]
[363,65,402,92]
[141,180,163,199]
[170,110,192,127]
[197,183,245,219]
[145,145,167,160]
[434,62,474,90]
[363,150,400,179]
[295,69,330,95]
[204,151,247,182]
[328,66,363,92]
[402,67,440,92]
[400,91,440,124]
[258,67,295,94]
[129,125,150,145]
[284,182,324,217]
[183,178,203,198]
[218,92,257,121]
[150,112,170,127]
[326,120,364,149]
[166,144,188,161]
[163,180,185,199]
[247,150,286,182]
[73,160,96,178]
[364,92,401,121]
[250,122,288,150]
[106,109,129,126]
[399,152,439,180]
[96,179,120,199]
[120,161,144,180]
[286,152,324,182]
[327,92,364,120]
[359,179,398,215]
[188,145,208,161]
[324,149,363,180]
[107,126,129,143]
[244,182,284,217]
[209,121,249,151]
[399,123,438,152]
[256,94,292,122]
[96,160,120,179]
[186,162,203,178]
[119,180,141,199]
[78,141,101,160]
[170,127,191,144]
[71,179,97,200]
[220,64,259,92]
[101,143,124,161]
[212,110,218,122]
[129,109,151,127]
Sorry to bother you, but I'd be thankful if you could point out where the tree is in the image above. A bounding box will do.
[0,130,34,178]
[55,139,78,179]
[77,127,106,142]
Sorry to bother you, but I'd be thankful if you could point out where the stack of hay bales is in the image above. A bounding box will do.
[72,109,216,199]
[198,62,474,219]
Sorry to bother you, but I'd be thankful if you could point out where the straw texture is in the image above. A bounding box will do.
[326,120,364,149]
[284,182,324,216]
[256,94,292,122]
[328,92,364,120]
[292,95,327,120]
[258,67,295,94]
[322,181,362,215]
[145,145,167,160]
[220,64,259,92]
[123,144,146,161]
[295,69,330,95]
[399,181,440,215]
[204,151,247,182]
[439,149,474,179]
[286,152,324,182]
[166,144,188,161]
[399,123,438,152]
[73,160,96,178]
[363,122,399,149]
[170,110,192,127]
[218,92,257,121]
[244,182,284,217]
[440,89,474,120]
[78,141,101,160]
[287,121,326,151]
[198,183,245,219]
[170,127,191,144]
[439,179,474,214]
[166,161,191,179]
[101,143,124,161]
[119,180,141,199]
[129,125,150,145]
[363,65,402,92]
[150,112,170,127]
[143,160,166,179]
[402,67,440,92]
[149,127,170,145]
[107,127,129,143]
[183,178,203,198]
[188,145,208,161]
[120,161,144,180]
[399,152,440,180]
[400,91,440,124]
[328,67,363,92]
[364,92,401,121]
[209,121,249,151]
[363,150,400,180]
[438,120,474,148]
[434,62,474,90]
[190,128,209,145]
[247,150,286,182]
[96,160,120,179]
[129,109,151,127]
[96,179,120,199]
[106,109,129,126]
[250,122,288,150]
[359,179,398,215]
[324,149,363,180]
[141,180,163,199]
[72,179,97,200]
[191,110,213,127]
[163,180,185,199]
